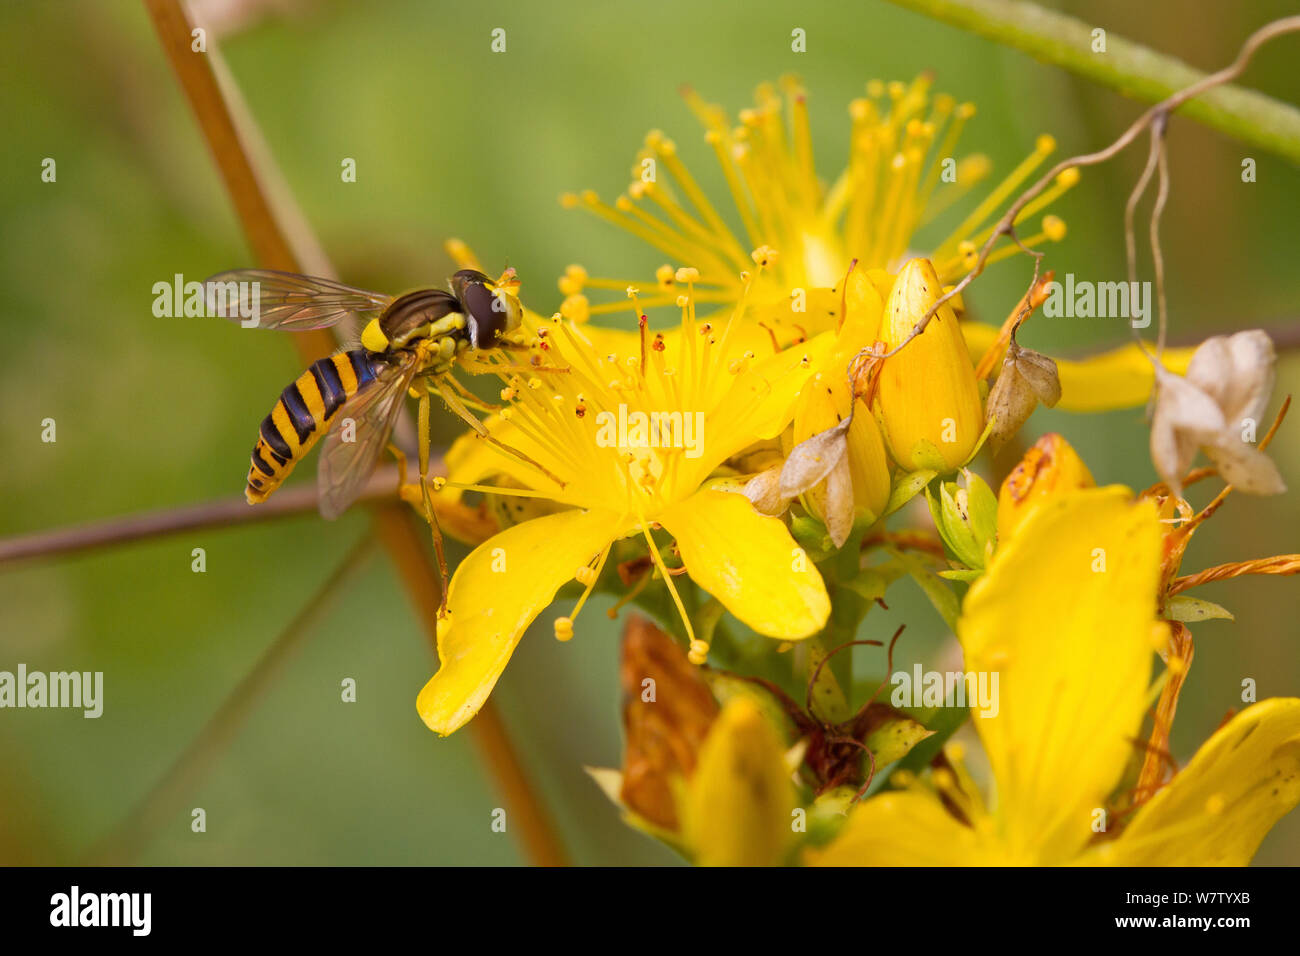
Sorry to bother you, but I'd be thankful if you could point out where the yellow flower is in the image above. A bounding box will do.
[561,75,1076,340]
[417,283,835,735]
[806,486,1300,865]
[874,258,984,471]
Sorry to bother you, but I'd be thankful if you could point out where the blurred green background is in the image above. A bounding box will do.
[1,0,1298,865]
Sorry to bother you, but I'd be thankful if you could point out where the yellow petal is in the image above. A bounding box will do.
[683,697,794,866]
[805,790,983,866]
[996,432,1096,543]
[547,313,780,374]
[875,259,983,471]
[660,489,830,639]
[711,331,835,447]
[443,413,559,497]
[416,508,617,735]
[838,268,884,348]
[960,486,1162,862]
[961,321,1196,412]
[1097,698,1300,866]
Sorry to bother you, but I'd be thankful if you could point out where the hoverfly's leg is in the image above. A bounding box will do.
[416,391,451,616]
[428,378,491,437]
[444,374,504,414]
[431,380,567,490]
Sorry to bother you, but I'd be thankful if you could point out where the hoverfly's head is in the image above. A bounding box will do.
[451,268,523,349]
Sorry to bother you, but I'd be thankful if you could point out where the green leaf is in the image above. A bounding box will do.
[890,704,971,779]
[1165,595,1235,623]
[884,468,937,517]
[888,547,961,633]
[860,704,936,768]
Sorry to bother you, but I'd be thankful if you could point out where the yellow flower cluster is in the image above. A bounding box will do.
[403,78,1299,868]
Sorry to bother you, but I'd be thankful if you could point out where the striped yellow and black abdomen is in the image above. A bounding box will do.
[245,349,379,503]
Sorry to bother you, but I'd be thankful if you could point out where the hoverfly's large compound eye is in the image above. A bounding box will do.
[451,269,522,349]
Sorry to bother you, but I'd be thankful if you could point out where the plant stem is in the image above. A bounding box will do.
[0,466,400,566]
[884,0,1300,164]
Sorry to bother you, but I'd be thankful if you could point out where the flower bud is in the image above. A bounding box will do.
[874,258,983,471]
[997,432,1095,542]
[928,468,998,569]
[787,370,891,547]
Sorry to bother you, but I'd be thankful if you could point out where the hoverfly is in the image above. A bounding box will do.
[204,266,551,605]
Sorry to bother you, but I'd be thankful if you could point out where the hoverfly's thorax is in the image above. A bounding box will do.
[374,289,463,351]
[450,269,522,349]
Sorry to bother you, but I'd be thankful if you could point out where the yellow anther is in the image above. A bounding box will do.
[500,386,516,402]
[687,640,710,665]
[616,194,635,210]
[1056,167,1081,187]
[560,294,590,323]
[554,617,574,642]
[527,377,542,390]
[431,477,446,492]
[626,285,640,299]
[960,154,992,181]
[655,264,675,288]
[674,266,700,283]
[932,768,956,791]
[957,102,976,119]
[499,407,513,421]
[1043,215,1067,242]
[751,245,779,269]
[866,79,885,98]
[891,769,915,788]
[675,294,690,308]
[1035,134,1057,154]
[558,192,580,209]
[575,566,597,586]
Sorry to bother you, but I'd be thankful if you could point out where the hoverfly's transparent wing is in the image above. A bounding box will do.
[316,352,419,519]
[204,269,392,331]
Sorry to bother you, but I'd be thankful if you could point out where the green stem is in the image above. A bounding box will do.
[884,0,1300,165]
